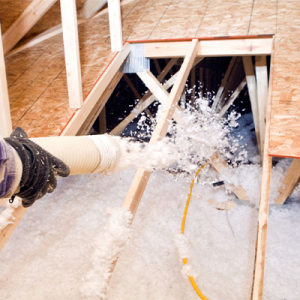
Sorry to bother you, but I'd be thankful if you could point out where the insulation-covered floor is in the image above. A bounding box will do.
[0,162,300,299]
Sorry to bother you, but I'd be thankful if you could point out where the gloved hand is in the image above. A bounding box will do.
[4,127,70,207]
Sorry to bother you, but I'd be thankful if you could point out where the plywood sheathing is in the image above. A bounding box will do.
[2,0,300,159]
[268,0,300,158]
[0,0,87,39]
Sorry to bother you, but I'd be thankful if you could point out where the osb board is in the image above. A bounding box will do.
[3,0,300,158]
[269,33,300,158]
[5,0,140,137]
[0,0,87,37]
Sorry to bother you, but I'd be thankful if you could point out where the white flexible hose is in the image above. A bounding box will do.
[30,135,122,176]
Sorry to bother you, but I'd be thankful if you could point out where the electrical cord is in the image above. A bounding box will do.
[181,164,209,300]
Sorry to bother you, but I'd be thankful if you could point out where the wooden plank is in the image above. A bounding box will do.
[251,38,274,300]
[199,68,203,98]
[137,70,183,124]
[190,67,196,105]
[123,74,152,118]
[60,0,83,109]
[210,153,249,200]
[218,78,247,117]
[123,39,199,215]
[6,0,136,58]
[144,38,273,58]
[0,205,28,252]
[99,106,107,134]
[62,42,130,136]
[255,56,269,155]
[243,56,261,152]
[2,0,57,55]
[212,57,237,111]
[153,59,161,74]
[0,23,12,137]
[77,70,123,135]
[78,0,107,20]
[109,73,178,136]
[274,159,300,205]
[137,71,169,103]
[108,0,123,52]
[109,58,203,135]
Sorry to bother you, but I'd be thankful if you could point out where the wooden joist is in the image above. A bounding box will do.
[218,78,247,117]
[108,0,123,52]
[78,70,123,135]
[210,153,249,200]
[137,70,182,124]
[6,0,136,58]
[123,74,152,118]
[77,0,107,20]
[255,56,269,155]
[212,57,237,111]
[251,38,274,300]
[122,39,199,215]
[60,0,83,109]
[109,59,178,136]
[62,42,130,136]
[2,0,57,55]
[190,66,196,105]
[0,23,12,137]
[243,56,261,152]
[274,159,300,205]
[99,106,107,134]
[144,38,273,58]
[109,72,178,136]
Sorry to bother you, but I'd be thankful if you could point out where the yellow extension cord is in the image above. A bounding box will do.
[181,164,209,300]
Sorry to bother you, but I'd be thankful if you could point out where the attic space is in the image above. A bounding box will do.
[1,0,300,298]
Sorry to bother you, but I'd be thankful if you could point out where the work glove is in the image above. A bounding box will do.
[4,127,70,207]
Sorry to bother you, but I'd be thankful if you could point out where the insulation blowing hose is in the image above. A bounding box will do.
[0,132,122,204]
[181,164,209,300]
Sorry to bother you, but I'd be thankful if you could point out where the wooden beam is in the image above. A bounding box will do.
[62,43,130,136]
[109,73,178,136]
[252,156,272,300]
[274,159,300,205]
[153,59,161,74]
[99,106,107,134]
[255,56,269,155]
[144,38,273,58]
[218,78,247,117]
[251,38,274,300]
[0,23,12,137]
[108,0,123,52]
[210,153,249,200]
[0,204,28,252]
[137,70,183,124]
[123,74,152,118]
[212,57,237,111]
[2,0,57,55]
[123,39,199,215]
[60,0,83,108]
[77,70,123,135]
[6,0,136,58]
[109,58,202,136]
[243,56,261,153]
[78,0,107,20]
[190,67,196,105]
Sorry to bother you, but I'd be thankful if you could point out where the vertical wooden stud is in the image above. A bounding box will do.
[60,0,83,108]
[108,0,123,52]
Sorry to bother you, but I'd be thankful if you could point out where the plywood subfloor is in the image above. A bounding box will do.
[3,0,300,158]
